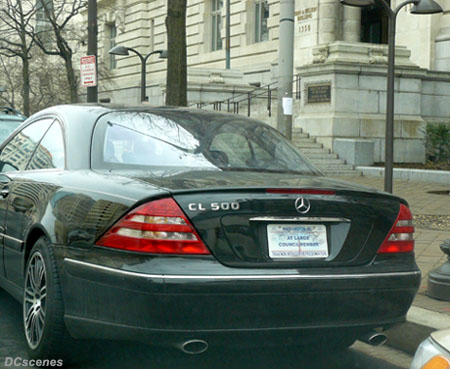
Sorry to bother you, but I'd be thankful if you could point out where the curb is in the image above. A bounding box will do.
[356,167,450,185]
[385,306,450,355]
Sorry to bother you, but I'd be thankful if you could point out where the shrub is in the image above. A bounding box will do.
[425,124,450,163]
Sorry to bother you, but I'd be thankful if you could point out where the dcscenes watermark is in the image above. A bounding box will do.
[4,357,63,367]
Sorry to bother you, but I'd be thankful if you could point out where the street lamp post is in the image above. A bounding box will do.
[109,46,168,102]
[340,0,442,193]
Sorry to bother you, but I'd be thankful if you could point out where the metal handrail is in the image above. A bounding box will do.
[195,74,301,118]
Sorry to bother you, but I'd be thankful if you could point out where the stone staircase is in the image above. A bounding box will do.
[291,128,362,177]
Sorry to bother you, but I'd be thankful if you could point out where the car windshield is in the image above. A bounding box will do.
[92,110,321,176]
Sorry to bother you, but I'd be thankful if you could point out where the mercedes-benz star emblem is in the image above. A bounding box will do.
[295,197,311,214]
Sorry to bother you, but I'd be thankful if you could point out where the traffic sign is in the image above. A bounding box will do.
[80,55,97,87]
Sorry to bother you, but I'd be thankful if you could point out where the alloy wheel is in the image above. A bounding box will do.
[24,251,47,350]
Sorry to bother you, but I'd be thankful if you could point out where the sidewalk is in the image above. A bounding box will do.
[333,175,450,353]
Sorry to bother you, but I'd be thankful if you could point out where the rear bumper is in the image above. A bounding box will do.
[62,258,421,346]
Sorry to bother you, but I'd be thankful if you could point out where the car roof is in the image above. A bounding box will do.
[28,103,268,126]
[0,107,26,122]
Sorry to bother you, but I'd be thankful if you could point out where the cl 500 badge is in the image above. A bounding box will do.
[188,202,240,211]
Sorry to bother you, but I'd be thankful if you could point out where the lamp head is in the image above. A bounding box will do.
[340,0,374,7]
[108,45,130,56]
[410,0,443,14]
[159,49,168,59]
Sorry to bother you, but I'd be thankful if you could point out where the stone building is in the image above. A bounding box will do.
[94,0,450,164]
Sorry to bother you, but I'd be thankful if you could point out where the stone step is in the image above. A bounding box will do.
[303,152,338,159]
[292,137,316,144]
[291,132,309,139]
[312,158,346,165]
[292,128,304,133]
[298,147,330,154]
[294,142,323,149]
[316,164,355,170]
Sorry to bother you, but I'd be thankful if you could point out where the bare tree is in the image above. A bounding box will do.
[0,55,21,108]
[0,0,36,115]
[0,49,72,114]
[27,0,88,103]
[165,0,187,106]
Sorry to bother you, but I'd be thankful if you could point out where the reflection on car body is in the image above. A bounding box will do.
[0,104,420,361]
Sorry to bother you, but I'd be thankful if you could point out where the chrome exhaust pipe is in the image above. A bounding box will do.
[358,331,387,346]
[179,339,208,354]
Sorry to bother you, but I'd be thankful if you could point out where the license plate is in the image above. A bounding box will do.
[267,224,328,259]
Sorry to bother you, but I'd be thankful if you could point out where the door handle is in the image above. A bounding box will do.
[1,189,9,198]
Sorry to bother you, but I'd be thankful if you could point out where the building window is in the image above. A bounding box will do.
[107,24,117,69]
[360,2,389,44]
[255,0,269,43]
[36,0,53,34]
[211,0,223,51]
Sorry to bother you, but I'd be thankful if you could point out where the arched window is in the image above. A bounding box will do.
[255,0,269,43]
[360,1,389,44]
[211,0,223,51]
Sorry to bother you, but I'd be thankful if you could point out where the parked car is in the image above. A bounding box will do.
[410,328,450,369]
[0,106,26,144]
[0,104,420,360]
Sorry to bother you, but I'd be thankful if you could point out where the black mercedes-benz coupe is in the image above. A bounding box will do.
[0,104,420,359]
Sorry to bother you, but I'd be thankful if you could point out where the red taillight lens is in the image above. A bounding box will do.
[96,198,211,255]
[377,203,415,254]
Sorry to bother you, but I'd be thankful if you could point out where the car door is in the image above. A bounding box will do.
[0,118,54,287]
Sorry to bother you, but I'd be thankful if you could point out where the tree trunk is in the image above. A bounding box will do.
[63,52,78,103]
[165,0,187,106]
[21,55,30,116]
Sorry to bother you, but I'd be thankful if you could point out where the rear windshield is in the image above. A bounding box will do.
[91,110,321,176]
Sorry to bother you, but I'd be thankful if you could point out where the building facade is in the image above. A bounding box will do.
[94,0,450,163]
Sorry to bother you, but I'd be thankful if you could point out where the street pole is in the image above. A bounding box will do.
[385,12,396,193]
[140,54,147,102]
[341,0,442,193]
[87,0,98,103]
[378,0,418,193]
[226,0,231,69]
[276,0,295,140]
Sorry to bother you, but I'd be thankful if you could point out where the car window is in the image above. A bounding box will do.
[102,120,215,168]
[209,132,251,167]
[92,111,320,175]
[27,121,65,170]
[0,119,53,173]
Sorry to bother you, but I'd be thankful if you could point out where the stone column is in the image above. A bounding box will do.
[435,9,450,71]
[342,6,361,42]
[318,0,340,44]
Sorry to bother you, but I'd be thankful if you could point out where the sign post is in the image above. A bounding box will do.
[80,55,97,88]
[86,0,98,102]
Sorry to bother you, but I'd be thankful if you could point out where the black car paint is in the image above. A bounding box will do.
[0,104,421,350]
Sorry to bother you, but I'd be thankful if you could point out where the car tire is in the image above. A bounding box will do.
[23,236,71,360]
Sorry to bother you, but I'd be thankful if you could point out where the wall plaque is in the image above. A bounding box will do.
[307,83,331,103]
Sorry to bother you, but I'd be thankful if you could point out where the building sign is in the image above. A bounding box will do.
[80,55,97,87]
[296,7,317,21]
[307,83,331,103]
[295,6,317,34]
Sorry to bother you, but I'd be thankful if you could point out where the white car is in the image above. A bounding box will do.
[410,328,450,369]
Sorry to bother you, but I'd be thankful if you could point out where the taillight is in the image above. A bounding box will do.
[377,203,415,254]
[96,198,210,255]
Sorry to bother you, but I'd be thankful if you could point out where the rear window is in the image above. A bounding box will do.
[91,110,320,176]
